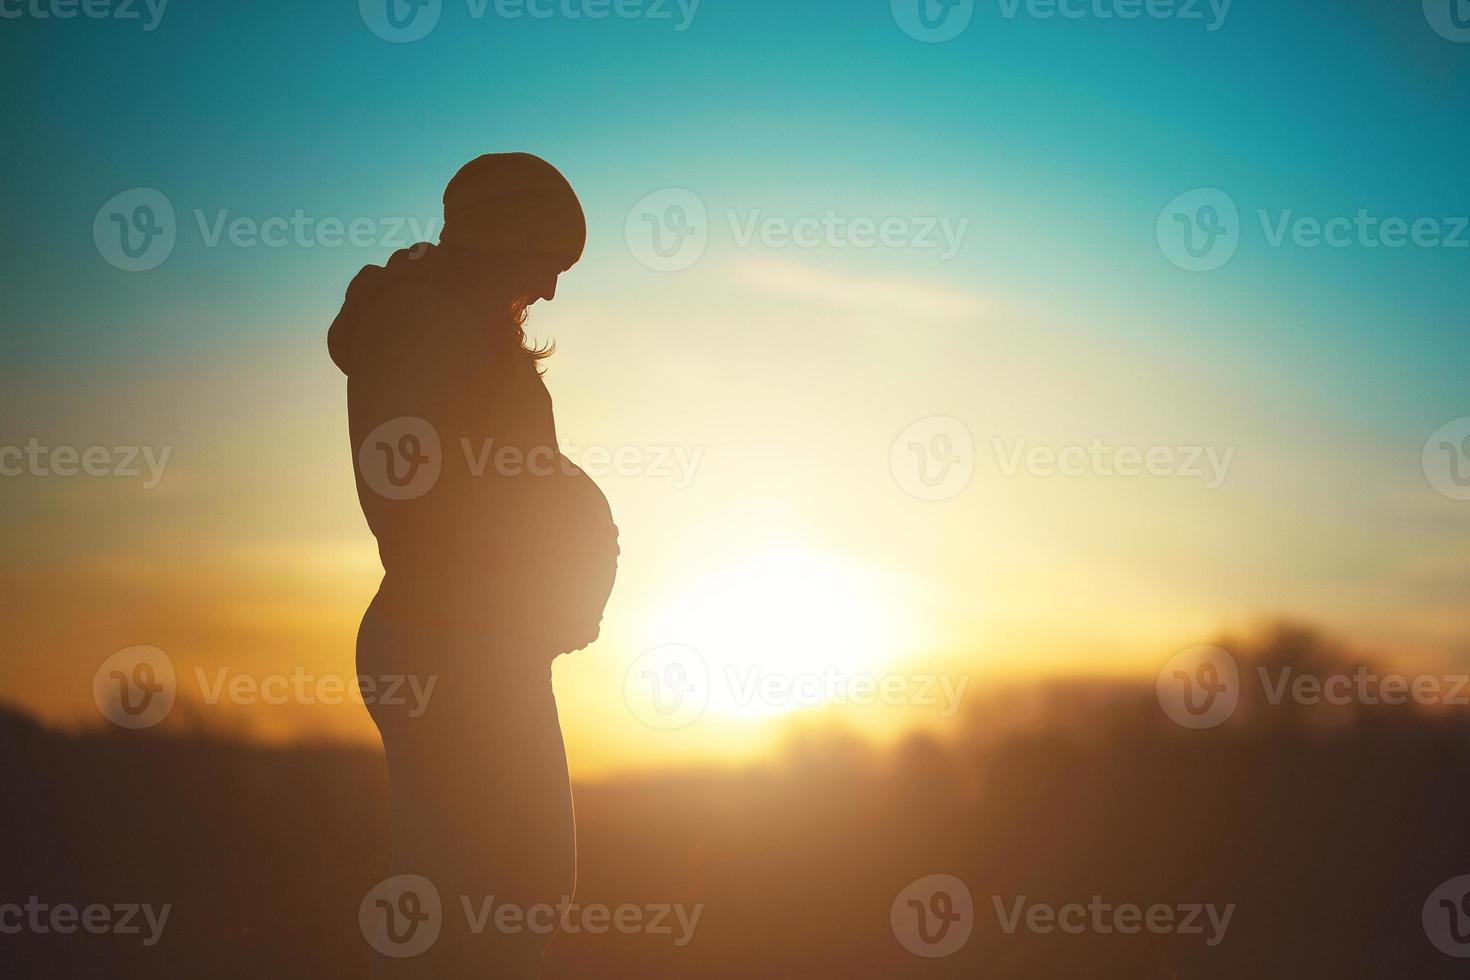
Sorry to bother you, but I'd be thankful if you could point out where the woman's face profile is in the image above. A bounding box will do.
[473,251,567,307]
[525,267,560,306]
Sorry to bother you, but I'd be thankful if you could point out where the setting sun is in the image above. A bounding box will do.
[644,548,917,718]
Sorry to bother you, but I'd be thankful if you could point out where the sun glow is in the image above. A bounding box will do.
[645,548,917,719]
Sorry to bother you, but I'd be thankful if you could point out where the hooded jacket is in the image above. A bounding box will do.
[330,243,618,659]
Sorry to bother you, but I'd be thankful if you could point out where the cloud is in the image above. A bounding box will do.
[731,259,986,322]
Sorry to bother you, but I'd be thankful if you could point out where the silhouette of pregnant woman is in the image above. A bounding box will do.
[329,153,619,978]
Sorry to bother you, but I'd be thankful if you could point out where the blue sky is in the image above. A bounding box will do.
[4,0,1470,763]
[5,0,1468,404]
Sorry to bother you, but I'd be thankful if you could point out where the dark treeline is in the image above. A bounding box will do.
[4,624,1467,978]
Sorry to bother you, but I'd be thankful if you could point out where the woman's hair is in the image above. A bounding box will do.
[437,244,557,372]
[435,152,583,375]
[507,296,556,370]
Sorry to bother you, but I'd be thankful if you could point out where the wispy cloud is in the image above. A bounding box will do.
[731,259,986,322]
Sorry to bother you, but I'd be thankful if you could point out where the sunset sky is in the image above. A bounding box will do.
[3,0,1469,776]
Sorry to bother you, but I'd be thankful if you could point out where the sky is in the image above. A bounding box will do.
[2,0,1469,776]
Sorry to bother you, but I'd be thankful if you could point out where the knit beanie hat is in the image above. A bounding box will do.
[440,152,586,269]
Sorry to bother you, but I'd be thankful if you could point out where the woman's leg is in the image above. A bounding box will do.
[481,668,576,973]
[367,645,574,979]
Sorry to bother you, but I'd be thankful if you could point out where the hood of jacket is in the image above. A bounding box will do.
[327,242,441,376]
